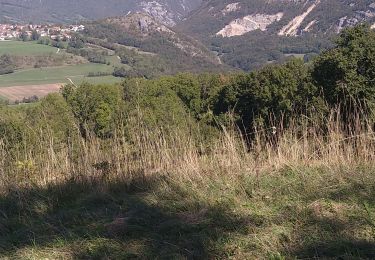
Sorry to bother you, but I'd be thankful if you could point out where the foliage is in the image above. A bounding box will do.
[312,24,375,111]
[31,30,41,41]
[0,54,15,75]
[62,83,123,138]
[121,77,194,131]
[213,59,323,128]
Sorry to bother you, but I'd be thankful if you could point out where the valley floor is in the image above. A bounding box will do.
[0,41,122,101]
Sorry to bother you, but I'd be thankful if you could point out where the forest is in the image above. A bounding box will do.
[1,25,375,259]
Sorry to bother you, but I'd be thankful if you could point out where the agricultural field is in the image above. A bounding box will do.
[0,63,121,87]
[0,41,123,100]
[0,40,59,55]
[0,84,62,101]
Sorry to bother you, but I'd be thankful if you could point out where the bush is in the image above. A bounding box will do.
[312,24,375,112]
[0,54,15,75]
[62,83,124,138]
[87,71,112,77]
[213,59,322,128]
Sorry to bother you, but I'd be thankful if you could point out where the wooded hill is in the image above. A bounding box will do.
[2,1,375,72]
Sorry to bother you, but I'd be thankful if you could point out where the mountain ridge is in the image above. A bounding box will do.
[0,0,202,26]
[1,0,375,73]
[176,0,375,70]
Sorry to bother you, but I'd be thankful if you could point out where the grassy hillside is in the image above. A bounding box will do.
[1,104,375,259]
[0,25,375,259]
[81,13,227,77]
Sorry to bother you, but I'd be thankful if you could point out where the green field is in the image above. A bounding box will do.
[0,41,123,87]
[0,41,59,55]
[0,63,122,87]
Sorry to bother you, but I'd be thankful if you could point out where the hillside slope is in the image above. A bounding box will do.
[81,13,225,76]
[177,0,375,70]
[0,0,202,26]
[179,0,375,37]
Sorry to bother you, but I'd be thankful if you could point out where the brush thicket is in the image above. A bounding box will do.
[1,109,374,192]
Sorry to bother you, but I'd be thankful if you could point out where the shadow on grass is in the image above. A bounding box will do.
[2,171,375,259]
[283,172,375,259]
[0,175,249,259]
[286,209,375,258]
[292,239,375,259]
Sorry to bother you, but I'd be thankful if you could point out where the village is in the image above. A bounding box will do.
[0,23,85,41]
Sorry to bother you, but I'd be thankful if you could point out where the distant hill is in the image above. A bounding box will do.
[80,13,226,76]
[0,0,202,26]
[2,0,375,72]
[179,0,375,37]
[176,0,375,70]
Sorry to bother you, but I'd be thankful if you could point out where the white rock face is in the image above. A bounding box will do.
[278,0,320,36]
[221,3,241,16]
[217,13,284,37]
[140,1,178,27]
[302,19,317,33]
[336,16,348,33]
[334,7,375,33]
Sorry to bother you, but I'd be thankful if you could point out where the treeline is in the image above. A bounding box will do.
[1,25,374,150]
[38,36,68,49]
[0,55,15,75]
[209,31,333,71]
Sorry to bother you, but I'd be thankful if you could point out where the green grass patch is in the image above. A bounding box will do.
[106,55,123,67]
[1,167,375,259]
[0,63,122,87]
[0,41,59,56]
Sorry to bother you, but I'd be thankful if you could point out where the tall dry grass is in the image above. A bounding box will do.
[1,110,375,192]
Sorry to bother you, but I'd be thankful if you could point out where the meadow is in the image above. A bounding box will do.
[0,63,121,87]
[0,40,59,55]
[0,41,122,99]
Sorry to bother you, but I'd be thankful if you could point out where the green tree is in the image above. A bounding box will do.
[62,83,123,138]
[19,31,29,41]
[122,78,189,129]
[28,93,77,144]
[0,54,15,75]
[214,59,320,128]
[312,24,375,110]
[31,30,40,41]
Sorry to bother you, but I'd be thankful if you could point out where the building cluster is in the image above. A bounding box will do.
[0,24,85,41]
